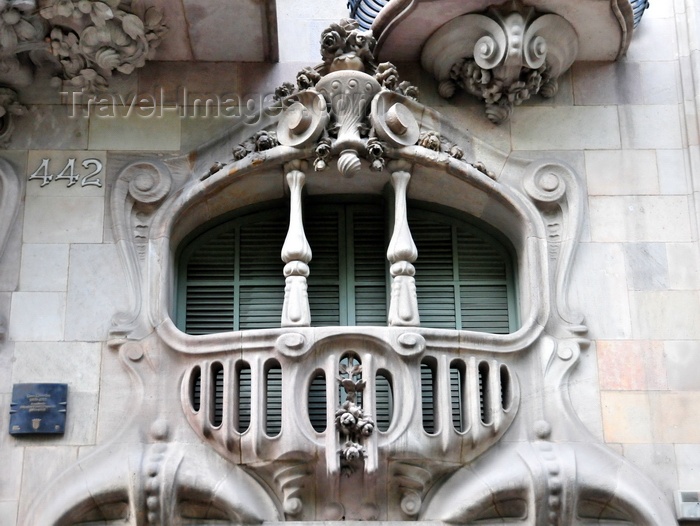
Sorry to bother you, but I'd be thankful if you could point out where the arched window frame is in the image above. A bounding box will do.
[174,195,519,334]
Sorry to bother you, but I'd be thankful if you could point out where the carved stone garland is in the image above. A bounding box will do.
[0,0,167,142]
[421,1,578,124]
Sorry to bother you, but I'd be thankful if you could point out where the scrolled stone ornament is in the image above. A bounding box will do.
[276,91,329,148]
[370,92,420,147]
[523,164,567,205]
[125,161,172,205]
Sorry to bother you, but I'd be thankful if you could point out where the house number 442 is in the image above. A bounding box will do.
[28,158,103,188]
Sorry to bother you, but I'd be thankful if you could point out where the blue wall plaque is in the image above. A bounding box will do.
[9,383,68,435]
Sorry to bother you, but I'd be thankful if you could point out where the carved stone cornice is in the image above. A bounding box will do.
[0,0,166,141]
[422,2,578,124]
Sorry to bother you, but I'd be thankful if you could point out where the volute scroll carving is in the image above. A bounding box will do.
[110,159,173,340]
[422,1,578,124]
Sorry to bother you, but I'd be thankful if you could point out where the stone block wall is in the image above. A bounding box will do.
[1,0,699,523]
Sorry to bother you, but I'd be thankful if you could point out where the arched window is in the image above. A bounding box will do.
[176,198,517,334]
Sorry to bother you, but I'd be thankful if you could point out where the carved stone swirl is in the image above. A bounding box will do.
[421,2,578,124]
[523,161,586,333]
[276,91,329,148]
[111,160,173,338]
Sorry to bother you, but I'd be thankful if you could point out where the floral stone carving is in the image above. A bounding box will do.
[225,18,471,181]
[0,0,166,141]
[422,1,578,124]
[335,361,375,475]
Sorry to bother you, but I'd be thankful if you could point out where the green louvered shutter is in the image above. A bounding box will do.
[351,205,388,325]
[457,230,511,334]
[412,219,457,328]
[305,206,342,326]
[178,200,514,335]
[184,230,236,334]
[410,209,514,333]
[238,216,286,330]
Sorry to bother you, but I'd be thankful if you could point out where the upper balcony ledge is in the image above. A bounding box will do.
[371,0,644,62]
[355,0,648,123]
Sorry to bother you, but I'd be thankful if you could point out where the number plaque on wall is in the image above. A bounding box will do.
[9,384,68,435]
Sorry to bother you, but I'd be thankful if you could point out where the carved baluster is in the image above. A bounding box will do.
[281,160,312,327]
[387,161,420,326]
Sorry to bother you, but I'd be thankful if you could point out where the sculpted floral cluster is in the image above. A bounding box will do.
[335,362,375,474]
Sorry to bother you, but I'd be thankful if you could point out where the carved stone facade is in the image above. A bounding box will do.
[1,1,698,525]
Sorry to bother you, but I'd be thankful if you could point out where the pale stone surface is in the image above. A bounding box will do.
[511,107,621,150]
[629,290,700,339]
[95,344,133,443]
[619,105,684,150]
[88,110,181,151]
[676,444,700,487]
[183,0,267,62]
[147,0,193,61]
[667,243,700,289]
[626,17,679,62]
[26,151,107,197]
[588,195,692,243]
[623,243,669,290]
[652,392,700,443]
[5,106,88,151]
[601,391,653,443]
[657,148,689,194]
[570,243,632,339]
[0,502,18,526]
[9,293,65,342]
[584,150,659,196]
[138,61,240,106]
[0,340,12,394]
[568,342,604,440]
[596,340,668,391]
[623,444,678,502]
[11,342,101,392]
[572,61,644,105]
[640,61,682,105]
[18,446,79,520]
[64,244,129,341]
[23,196,104,244]
[19,244,70,292]
[664,341,700,390]
[0,415,24,500]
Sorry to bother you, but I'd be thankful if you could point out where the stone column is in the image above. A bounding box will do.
[387,160,420,326]
[281,160,312,327]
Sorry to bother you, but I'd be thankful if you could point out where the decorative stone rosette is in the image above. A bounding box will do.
[422,1,578,124]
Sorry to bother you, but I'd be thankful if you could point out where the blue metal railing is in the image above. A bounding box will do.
[630,0,650,27]
[348,0,650,31]
[347,0,390,30]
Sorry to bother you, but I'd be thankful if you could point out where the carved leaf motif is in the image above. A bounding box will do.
[122,13,145,40]
[117,62,135,75]
[56,0,73,18]
[0,27,17,53]
[144,6,163,28]
[90,2,113,26]
[80,26,100,47]
[14,19,36,41]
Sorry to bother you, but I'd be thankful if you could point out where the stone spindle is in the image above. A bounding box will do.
[387,161,420,326]
[281,160,312,327]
